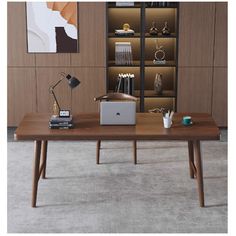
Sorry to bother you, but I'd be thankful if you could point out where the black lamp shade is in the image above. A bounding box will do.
[66,74,80,89]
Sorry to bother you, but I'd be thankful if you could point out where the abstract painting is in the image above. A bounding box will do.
[26,2,79,53]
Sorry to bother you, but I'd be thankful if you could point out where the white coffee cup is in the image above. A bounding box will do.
[163,117,172,128]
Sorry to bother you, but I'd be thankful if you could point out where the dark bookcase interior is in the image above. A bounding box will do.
[107,2,179,112]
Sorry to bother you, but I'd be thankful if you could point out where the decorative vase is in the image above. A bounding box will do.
[154,73,163,95]
[123,23,130,31]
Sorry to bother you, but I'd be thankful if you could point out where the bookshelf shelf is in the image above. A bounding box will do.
[144,90,176,98]
[108,2,142,8]
[107,2,179,112]
[145,33,177,38]
[145,60,176,67]
[108,33,141,38]
[108,90,141,98]
[108,61,140,67]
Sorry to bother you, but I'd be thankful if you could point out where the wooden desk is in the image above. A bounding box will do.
[14,113,220,208]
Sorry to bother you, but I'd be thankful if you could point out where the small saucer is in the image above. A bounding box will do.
[182,121,193,126]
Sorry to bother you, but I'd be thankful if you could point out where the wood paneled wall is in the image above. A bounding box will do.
[7,2,106,126]
[8,2,227,127]
[177,2,227,126]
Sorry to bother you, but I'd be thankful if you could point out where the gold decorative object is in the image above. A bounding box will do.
[148,107,166,114]
[94,92,137,102]
[153,39,166,64]
[162,21,170,35]
[123,23,130,31]
[149,21,158,35]
[52,100,59,116]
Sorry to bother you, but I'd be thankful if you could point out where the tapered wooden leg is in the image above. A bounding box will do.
[96,140,101,164]
[41,140,48,179]
[133,140,137,164]
[188,141,194,179]
[194,140,205,207]
[32,140,42,208]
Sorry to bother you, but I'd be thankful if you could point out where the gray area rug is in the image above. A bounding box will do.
[8,138,227,233]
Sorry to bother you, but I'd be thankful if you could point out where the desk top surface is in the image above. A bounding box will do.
[14,113,220,141]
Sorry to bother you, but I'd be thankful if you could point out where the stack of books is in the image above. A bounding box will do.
[49,115,73,129]
[115,73,135,95]
[115,42,133,65]
[115,29,135,36]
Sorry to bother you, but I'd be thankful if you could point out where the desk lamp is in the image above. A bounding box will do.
[49,72,80,118]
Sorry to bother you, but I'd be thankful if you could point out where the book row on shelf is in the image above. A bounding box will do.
[115,42,133,65]
[112,2,177,7]
[114,73,135,95]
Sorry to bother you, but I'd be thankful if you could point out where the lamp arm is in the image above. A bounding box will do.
[51,72,67,89]
[49,72,67,110]
[51,77,65,89]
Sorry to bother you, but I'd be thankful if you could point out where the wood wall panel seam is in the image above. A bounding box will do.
[212,68,227,126]
[34,65,38,113]
[177,67,213,113]
[7,2,35,66]
[214,2,228,67]
[8,68,37,125]
[70,2,106,67]
[178,66,215,68]
[210,3,217,117]
[8,66,107,68]
[178,3,215,67]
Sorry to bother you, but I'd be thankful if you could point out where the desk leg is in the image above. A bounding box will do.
[188,141,194,179]
[40,140,48,179]
[133,141,137,164]
[32,140,42,208]
[96,140,101,164]
[194,140,205,207]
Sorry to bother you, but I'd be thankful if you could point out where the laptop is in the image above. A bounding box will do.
[100,101,136,125]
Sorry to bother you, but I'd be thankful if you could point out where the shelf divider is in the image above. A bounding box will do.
[140,3,145,112]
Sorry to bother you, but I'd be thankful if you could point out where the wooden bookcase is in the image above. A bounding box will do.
[107,2,179,112]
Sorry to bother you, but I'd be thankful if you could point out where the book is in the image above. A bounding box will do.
[49,121,73,126]
[49,115,73,129]
[115,29,135,36]
[50,115,72,123]
[115,73,135,95]
[49,126,71,129]
[49,123,73,129]
[115,42,133,65]
[116,2,134,6]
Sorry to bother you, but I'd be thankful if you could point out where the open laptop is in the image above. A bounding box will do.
[100,101,136,125]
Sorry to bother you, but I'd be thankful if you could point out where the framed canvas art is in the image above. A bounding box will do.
[26,2,79,53]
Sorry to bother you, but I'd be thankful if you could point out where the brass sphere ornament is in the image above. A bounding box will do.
[123,23,130,31]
